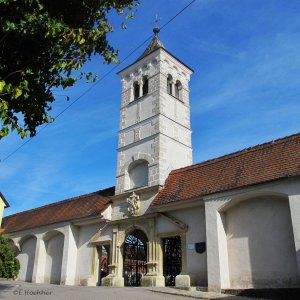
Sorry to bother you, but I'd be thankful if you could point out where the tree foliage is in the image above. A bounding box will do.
[0,234,20,279]
[0,0,139,139]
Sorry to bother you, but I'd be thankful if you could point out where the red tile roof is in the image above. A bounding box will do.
[3,133,300,232]
[152,133,300,206]
[2,187,114,233]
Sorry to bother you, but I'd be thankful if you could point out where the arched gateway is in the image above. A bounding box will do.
[123,230,148,286]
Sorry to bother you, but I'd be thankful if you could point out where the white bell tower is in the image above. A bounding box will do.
[115,28,193,195]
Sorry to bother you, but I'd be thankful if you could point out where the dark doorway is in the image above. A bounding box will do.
[97,245,110,286]
[123,230,148,286]
[162,236,182,286]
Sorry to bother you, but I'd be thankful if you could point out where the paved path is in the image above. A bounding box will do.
[0,281,253,300]
[0,281,196,300]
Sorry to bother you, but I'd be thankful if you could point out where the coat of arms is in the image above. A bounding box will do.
[126,192,140,216]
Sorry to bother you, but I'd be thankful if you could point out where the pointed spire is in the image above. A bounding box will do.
[136,24,165,62]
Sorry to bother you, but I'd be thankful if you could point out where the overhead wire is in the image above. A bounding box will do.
[0,0,196,163]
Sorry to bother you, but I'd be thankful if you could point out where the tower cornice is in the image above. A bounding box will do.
[117,46,193,76]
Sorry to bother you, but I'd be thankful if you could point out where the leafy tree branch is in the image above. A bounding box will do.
[0,0,139,139]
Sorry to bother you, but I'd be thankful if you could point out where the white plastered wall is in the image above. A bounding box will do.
[44,232,64,284]
[17,236,37,282]
[157,205,207,286]
[204,176,300,292]
[76,223,103,286]
[226,196,298,288]
[8,222,84,286]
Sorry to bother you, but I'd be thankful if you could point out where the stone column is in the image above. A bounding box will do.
[129,86,134,103]
[289,194,300,278]
[102,226,124,287]
[205,200,230,292]
[175,234,191,288]
[141,240,165,287]
[32,234,46,283]
[60,225,78,285]
[141,219,165,287]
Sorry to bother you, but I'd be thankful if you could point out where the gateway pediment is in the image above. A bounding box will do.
[90,223,112,244]
[157,212,188,236]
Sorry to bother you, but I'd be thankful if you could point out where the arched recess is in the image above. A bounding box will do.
[43,231,64,284]
[133,81,140,100]
[128,159,149,189]
[219,191,289,212]
[167,74,173,95]
[17,235,37,282]
[122,229,148,286]
[225,195,299,288]
[174,80,182,100]
[121,152,154,175]
[142,76,149,96]
[120,152,154,191]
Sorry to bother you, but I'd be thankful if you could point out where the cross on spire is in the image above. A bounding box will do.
[153,14,160,36]
[155,14,159,27]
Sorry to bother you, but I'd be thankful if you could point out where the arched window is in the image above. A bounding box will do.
[174,80,182,100]
[142,76,148,96]
[167,74,173,95]
[128,159,149,189]
[133,81,140,100]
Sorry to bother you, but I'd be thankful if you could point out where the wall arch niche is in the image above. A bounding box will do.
[43,231,64,284]
[128,159,149,189]
[225,195,299,288]
[18,235,37,282]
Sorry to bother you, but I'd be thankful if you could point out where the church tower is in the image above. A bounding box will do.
[115,28,193,195]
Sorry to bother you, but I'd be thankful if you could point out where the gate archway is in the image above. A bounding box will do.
[123,230,147,286]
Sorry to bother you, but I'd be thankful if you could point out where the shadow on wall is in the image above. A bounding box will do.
[297,248,300,275]
[44,232,64,285]
[18,236,37,282]
[225,196,299,289]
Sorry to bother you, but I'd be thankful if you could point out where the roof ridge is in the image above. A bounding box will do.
[3,186,114,220]
[172,132,300,174]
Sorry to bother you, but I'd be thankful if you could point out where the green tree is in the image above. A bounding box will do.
[0,234,20,279]
[0,0,139,139]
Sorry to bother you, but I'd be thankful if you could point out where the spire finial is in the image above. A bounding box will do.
[153,14,160,36]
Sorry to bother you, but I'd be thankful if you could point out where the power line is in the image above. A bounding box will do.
[1,0,196,163]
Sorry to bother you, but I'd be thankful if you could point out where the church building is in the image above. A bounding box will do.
[3,28,300,293]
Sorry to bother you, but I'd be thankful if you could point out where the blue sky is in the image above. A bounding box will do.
[1,0,300,216]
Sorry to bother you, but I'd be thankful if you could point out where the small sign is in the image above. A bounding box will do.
[187,243,195,250]
[195,242,206,254]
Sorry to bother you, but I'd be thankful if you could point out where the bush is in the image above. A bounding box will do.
[0,234,20,279]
